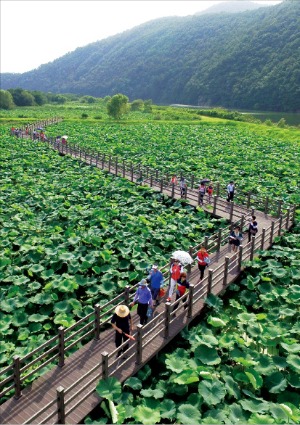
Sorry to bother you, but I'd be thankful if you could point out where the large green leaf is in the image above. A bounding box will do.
[177,404,201,425]
[198,379,226,406]
[194,344,221,365]
[96,377,121,402]
[133,405,161,425]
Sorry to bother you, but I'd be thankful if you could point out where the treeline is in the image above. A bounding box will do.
[1,1,299,112]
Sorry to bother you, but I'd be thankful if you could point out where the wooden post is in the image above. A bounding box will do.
[124,285,131,306]
[164,303,172,339]
[171,183,175,198]
[264,197,269,214]
[187,284,194,318]
[207,269,213,295]
[277,200,283,218]
[95,154,99,167]
[278,214,283,237]
[270,221,275,244]
[238,245,243,270]
[101,352,109,380]
[240,215,245,233]
[56,386,66,424]
[250,236,255,261]
[131,165,134,182]
[108,156,111,173]
[213,195,217,215]
[94,304,100,341]
[286,207,290,229]
[191,175,194,189]
[247,192,251,209]
[216,182,220,196]
[223,257,230,288]
[150,174,153,187]
[155,169,159,180]
[204,236,209,250]
[58,327,65,367]
[260,228,266,250]
[160,177,163,192]
[185,186,187,199]
[115,157,118,176]
[123,160,126,178]
[292,204,296,225]
[229,202,234,222]
[198,190,201,206]
[102,154,105,169]
[136,324,143,365]
[216,228,222,252]
[13,355,21,399]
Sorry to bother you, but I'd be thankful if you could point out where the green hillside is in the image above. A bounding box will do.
[1,0,299,111]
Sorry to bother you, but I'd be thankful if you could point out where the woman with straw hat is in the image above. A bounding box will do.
[111,305,133,359]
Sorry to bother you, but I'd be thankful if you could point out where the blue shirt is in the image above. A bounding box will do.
[148,270,164,289]
[133,286,153,306]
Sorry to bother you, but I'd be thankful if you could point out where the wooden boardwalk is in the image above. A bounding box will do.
[0,138,295,424]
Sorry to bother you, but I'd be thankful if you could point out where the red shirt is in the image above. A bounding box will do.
[171,264,181,280]
[197,250,209,266]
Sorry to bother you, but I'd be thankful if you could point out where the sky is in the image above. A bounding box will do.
[1,0,282,74]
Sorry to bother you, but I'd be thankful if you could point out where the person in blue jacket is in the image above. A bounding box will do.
[130,279,153,325]
[147,264,164,306]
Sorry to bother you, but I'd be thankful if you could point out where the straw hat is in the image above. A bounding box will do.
[115,305,130,318]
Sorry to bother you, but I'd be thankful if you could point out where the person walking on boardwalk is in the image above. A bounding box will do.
[248,216,258,242]
[229,226,243,252]
[196,245,210,281]
[147,265,164,306]
[180,177,187,198]
[167,259,182,302]
[227,181,235,202]
[173,272,190,315]
[111,305,133,359]
[198,183,206,206]
[207,183,213,203]
[170,174,178,186]
[130,279,153,325]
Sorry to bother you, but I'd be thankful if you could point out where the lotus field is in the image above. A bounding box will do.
[0,130,224,368]
[46,121,300,205]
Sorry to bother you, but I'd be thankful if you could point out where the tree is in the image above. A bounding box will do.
[131,99,144,111]
[107,94,129,119]
[8,88,35,106]
[0,90,15,110]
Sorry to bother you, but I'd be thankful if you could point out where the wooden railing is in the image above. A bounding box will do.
[10,118,62,138]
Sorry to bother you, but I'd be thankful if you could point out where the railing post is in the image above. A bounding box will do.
[108,156,111,173]
[216,182,220,196]
[124,285,131,306]
[136,324,143,365]
[240,215,245,232]
[115,157,118,176]
[223,257,230,288]
[278,214,283,236]
[171,183,175,198]
[56,386,66,424]
[13,355,21,399]
[94,304,100,341]
[216,228,222,252]
[155,169,159,180]
[238,245,243,270]
[250,236,255,261]
[58,326,65,367]
[131,165,134,182]
[101,352,109,380]
[185,186,187,199]
[213,195,218,215]
[187,284,194,318]
[264,197,269,214]
[102,153,105,169]
[207,269,213,295]
[123,159,126,178]
[164,303,172,339]
[150,174,153,187]
[229,202,234,222]
[270,221,275,244]
[95,154,99,167]
[160,177,163,192]
[260,228,266,250]
[198,190,201,206]
[286,207,290,229]
[191,175,194,189]
[277,200,283,218]
[247,192,251,209]
[292,204,296,225]
[204,236,209,250]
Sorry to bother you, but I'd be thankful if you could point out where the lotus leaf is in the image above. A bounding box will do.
[159,398,176,419]
[207,316,227,327]
[177,404,201,425]
[28,314,48,322]
[123,377,142,390]
[248,413,275,423]
[134,405,161,425]
[53,313,76,327]
[286,354,300,372]
[265,372,288,393]
[194,344,221,366]
[140,388,164,399]
[198,379,226,406]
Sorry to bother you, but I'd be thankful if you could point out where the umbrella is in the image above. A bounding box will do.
[200,178,210,184]
[62,135,68,139]
[37,127,44,131]
[171,250,193,265]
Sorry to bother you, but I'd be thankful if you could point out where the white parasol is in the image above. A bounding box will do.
[171,250,193,265]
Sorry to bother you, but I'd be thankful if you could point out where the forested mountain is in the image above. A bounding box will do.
[1,0,299,111]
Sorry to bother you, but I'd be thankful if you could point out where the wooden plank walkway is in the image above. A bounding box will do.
[0,140,295,424]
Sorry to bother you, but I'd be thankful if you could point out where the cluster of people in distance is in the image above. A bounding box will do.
[111,246,211,358]
[170,174,235,205]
